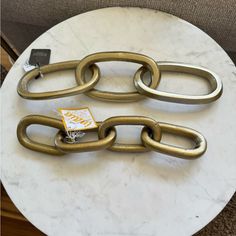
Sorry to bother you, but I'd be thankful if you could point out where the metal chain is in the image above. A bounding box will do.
[17,115,207,159]
[17,51,223,104]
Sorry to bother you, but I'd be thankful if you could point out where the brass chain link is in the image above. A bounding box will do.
[17,115,207,159]
[98,116,162,152]
[134,62,222,104]
[17,51,223,104]
[17,61,100,100]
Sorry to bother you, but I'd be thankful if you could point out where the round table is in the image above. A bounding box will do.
[1,7,236,236]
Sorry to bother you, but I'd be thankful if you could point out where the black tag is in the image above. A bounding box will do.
[29,49,51,66]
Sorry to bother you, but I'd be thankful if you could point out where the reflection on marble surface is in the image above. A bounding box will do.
[1,7,236,236]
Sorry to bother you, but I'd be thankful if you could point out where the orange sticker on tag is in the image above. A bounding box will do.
[59,107,97,131]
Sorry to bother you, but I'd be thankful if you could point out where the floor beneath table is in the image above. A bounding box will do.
[1,47,235,236]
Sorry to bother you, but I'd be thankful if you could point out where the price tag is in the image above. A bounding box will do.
[59,107,97,131]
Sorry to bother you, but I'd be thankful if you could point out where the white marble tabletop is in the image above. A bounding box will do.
[1,7,236,236]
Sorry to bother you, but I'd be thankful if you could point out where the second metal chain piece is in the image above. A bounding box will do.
[17,115,207,159]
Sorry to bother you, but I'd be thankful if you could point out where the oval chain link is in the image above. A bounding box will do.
[141,122,207,159]
[17,115,65,155]
[134,62,223,104]
[98,116,162,152]
[17,61,100,100]
[75,51,161,102]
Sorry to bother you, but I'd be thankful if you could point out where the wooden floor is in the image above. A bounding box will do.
[1,47,12,71]
[1,184,44,236]
[1,47,235,236]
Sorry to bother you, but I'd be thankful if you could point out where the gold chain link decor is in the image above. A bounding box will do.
[16,51,222,158]
[17,115,207,159]
[17,51,223,104]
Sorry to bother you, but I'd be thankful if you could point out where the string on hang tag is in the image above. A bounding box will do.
[23,59,36,72]
[22,61,44,79]
[56,107,97,144]
[63,130,85,144]
[53,108,85,144]
[35,63,44,79]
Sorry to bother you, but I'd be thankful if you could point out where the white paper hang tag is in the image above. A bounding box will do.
[23,59,36,72]
[59,107,97,131]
